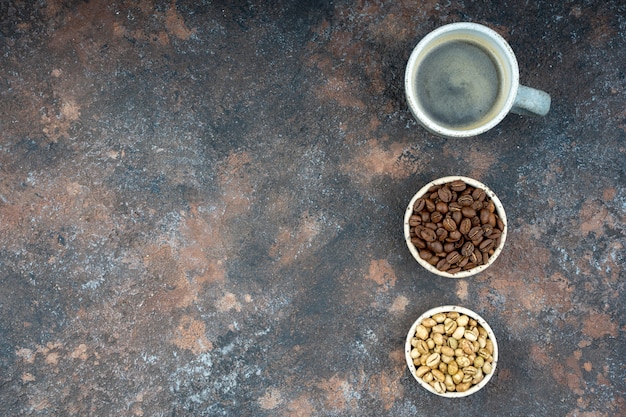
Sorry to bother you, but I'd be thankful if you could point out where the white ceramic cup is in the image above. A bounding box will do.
[405,22,551,138]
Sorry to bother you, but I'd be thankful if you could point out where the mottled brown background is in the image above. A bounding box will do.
[0,0,624,416]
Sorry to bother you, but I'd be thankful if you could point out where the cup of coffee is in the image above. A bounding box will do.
[405,22,551,138]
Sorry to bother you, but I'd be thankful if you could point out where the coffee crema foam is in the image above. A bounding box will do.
[415,40,502,129]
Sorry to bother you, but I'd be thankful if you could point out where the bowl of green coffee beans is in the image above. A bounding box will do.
[405,305,498,397]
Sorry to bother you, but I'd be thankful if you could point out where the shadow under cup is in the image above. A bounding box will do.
[405,23,520,138]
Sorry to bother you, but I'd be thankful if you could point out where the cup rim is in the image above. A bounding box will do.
[405,305,499,397]
[405,22,520,138]
[403,176,507,278]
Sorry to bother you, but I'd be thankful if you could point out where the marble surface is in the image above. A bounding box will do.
[1,1,624,416]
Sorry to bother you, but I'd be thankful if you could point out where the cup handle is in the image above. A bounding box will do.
[510,85,551,117]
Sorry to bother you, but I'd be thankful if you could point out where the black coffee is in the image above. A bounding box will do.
[415,40,501,129]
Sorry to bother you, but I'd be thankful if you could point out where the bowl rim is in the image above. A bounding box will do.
[405,305,499,397]
[403,176,507,278]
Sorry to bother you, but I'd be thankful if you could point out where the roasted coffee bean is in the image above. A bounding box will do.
[452,210,463,225]
[448,202,462,212]
[446,251,462,264]
[424,199,436,212]
[482,252,489,264]
[488,230,502,240]
[446,230,462,242]
[436,201,449,214]
[461,242,474,257]
[431,211,443,223]
[480,209,491,225]
[409,214,422,226]
[449,180,466,191]
[436,259,451,271]
[461,206,476,218]
[457,194,474,206]
[411,237,426,249]
[428,241,444,254]
[468,226,483,241]
[482,224,493,236]
[459,218,472,235]
[419,250,434,260]
[479,239,494,252]
[438,186,453,203]
[421,228,437,242]
[442,217,457,232]
[443,242,456,253]
[472,188,486,202]
[488,212,497,227]
[472,200,484,211]
[413,198,426,212]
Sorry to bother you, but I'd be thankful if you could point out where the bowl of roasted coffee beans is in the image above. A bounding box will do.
[404,176,507,278]
[405,305,498,397]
